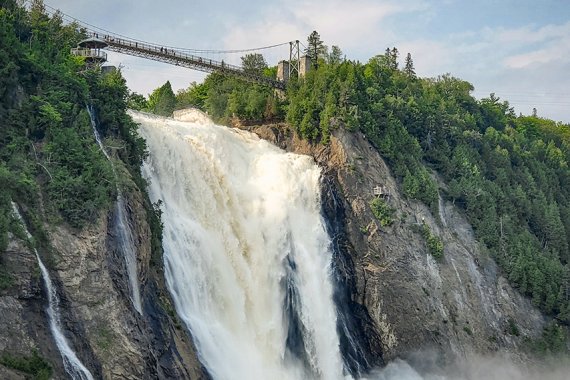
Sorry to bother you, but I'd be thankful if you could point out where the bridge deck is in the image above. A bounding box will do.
[91,33,286,89]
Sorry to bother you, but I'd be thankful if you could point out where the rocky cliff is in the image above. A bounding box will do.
[0,115,550,379]
[244,121,546,368]
[1,167,208,379]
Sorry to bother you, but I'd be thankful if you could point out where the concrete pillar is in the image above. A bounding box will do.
[277,60,290,82]
[299,55,311,77]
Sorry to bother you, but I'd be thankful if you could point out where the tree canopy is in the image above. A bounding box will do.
[147,81,176,116]
[241,53,268,75]
[0,0,146,234]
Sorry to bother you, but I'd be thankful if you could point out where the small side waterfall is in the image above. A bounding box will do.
[11,203,94,380]
[87,105,142,314]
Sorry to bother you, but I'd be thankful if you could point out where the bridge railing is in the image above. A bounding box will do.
[84,32,285,89]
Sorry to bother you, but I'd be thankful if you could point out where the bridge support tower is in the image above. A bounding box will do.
[289,40,300,79]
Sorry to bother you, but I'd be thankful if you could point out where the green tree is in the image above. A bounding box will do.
[404,52,415,77]
[328,45,343,65]
[176,81,208,110]
[147,81,176,116]
[127,92,147,110]
[383,47,399,70]
[370,197,394,227]
[241,53,267,75]
[305,30,326,69]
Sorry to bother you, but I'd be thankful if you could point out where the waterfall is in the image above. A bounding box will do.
[133,110,348,380]
[87,105,142,314]
[11,203,94,380]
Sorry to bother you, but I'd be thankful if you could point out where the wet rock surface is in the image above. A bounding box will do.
[1,178,207,379]
[0,117,547,379]
[246,122,545,366]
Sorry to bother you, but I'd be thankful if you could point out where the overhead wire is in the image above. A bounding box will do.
[43,2,291,55]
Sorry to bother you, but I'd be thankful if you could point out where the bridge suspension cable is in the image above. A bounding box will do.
[42,3,290,89]
[43,3,291,56]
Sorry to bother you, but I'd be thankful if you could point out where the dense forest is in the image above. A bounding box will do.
[1,0,568,360]
[0,0,150,293]
[140,33,570,334]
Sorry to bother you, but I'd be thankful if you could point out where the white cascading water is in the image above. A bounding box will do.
[133,109,347,380]
[87,105,142,314]
[11,203,94,380]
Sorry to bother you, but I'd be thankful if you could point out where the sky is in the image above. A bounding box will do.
[47,0,570,122]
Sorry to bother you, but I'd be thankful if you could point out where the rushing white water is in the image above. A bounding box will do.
[87,106,142,314]
[133,110,347,380]
[11,203,94,380]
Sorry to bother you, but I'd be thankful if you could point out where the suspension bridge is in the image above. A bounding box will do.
[44,4,305,90]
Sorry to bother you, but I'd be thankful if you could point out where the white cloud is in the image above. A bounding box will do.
[503,35,570,68]
[495,21,570,45]
[222,0,428,59]
[392,20,570,121]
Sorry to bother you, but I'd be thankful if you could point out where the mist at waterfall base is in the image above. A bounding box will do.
[133,110,569,380]
[11,204,94,380]
[364,352,570,380]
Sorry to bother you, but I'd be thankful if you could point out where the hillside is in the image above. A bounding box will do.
[1,1,569,379]
[164,43,570,333]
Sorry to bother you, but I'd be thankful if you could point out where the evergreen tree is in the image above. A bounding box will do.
[383,47,398,70]
[305,30,326,69]
[328,45,343,65]
[390,47,399,69]
[404,52,415,77]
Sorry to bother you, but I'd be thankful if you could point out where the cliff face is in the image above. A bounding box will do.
[246,122,546,366]
[1,173,208,379]
[0,115,548,379]
[0,237,59,380]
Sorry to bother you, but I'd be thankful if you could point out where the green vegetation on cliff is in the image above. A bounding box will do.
[0,0,156,279]
[0,0,147,233]
[5,0,566,334]
[289,48,570,323]
[295,49,570,324]
[0,350,52,380]
[154,33,570,325]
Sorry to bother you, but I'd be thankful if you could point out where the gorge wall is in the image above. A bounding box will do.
[0,111,552,379]
[1,169,208,379]
[245,121,547,367]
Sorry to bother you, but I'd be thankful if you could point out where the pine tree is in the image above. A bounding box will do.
[383,47,398,70]
[305,31,326,69]
[404,52,416,77]
[390,47,399,69]
[328,45,343,65]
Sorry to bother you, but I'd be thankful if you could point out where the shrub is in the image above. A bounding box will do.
[422,223,444,259]
[0,350,52,380]
[370,197,395,227]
